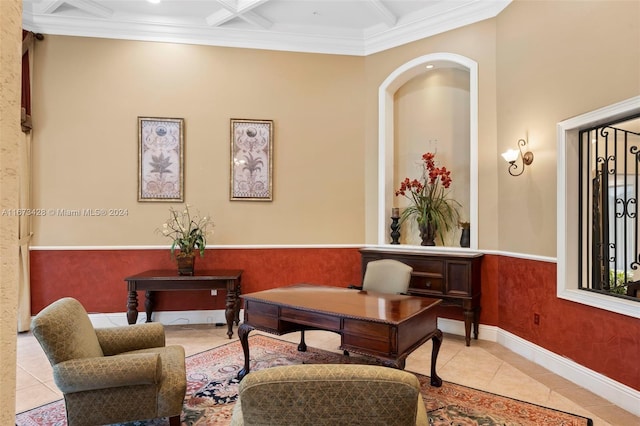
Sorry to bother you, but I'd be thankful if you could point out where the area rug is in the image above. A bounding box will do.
[17,334,593,426]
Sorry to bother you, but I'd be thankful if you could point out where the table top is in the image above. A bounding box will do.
[241,284,441,324]
[124,269,243,281]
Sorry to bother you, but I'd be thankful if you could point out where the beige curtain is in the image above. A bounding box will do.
[17,130,32,332]
[17,33,34,332]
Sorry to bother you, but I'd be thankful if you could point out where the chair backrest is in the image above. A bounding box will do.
[31,297,104,366]
[362,259,413,294]
[236,364,424,426]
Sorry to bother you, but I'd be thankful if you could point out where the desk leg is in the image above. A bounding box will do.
[127,291,138,324]
[430,329,443,387]
[236,323,254,380]
[145,291,154,323]
[225,280,236,339]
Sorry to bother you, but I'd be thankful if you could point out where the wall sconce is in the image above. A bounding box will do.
[501,139,534,176]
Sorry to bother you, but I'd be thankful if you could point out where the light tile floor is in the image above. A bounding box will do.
[16,325,640,425]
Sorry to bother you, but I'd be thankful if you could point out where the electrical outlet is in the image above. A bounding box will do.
[211,289,217,296]
[534,313,540,325]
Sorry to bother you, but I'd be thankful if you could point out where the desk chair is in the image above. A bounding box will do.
[352,258,414,294]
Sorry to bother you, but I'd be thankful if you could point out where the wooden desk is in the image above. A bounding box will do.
[124,269,243,338]
[360,248,483,346]
[237,284,443,386]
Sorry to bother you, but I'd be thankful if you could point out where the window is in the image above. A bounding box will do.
[579,118,640,298]
[557,96,640,319]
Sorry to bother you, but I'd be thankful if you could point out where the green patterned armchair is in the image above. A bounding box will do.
[30,297,186,426]
[230,364,428,426]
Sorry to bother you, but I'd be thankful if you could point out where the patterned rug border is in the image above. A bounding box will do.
[17,334,594,426]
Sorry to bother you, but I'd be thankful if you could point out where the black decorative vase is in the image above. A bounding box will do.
[460,227,470,248]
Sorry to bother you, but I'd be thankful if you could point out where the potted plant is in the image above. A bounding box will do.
[158,204,214,275]
[395,152,460,246]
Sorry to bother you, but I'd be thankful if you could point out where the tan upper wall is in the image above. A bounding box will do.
[30,0,640,257]
[495,0,640,256]
[31,38,366,246]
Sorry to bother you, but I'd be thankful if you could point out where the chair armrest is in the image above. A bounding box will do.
[53,352,160,393]
[96,322,165,355]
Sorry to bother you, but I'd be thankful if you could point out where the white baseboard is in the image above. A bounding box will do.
[496,328,640,417]
[87,311,639,417]
[88,309,233,328]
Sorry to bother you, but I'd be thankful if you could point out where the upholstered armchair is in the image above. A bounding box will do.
[230,364,428,426]
[30,297,186,426]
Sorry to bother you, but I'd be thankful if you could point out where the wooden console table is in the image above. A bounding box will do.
[124,269,243,338]
[360,248,483,346]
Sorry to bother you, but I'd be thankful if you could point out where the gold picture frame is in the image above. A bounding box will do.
[138,117,184,202]
[230,119,273,201]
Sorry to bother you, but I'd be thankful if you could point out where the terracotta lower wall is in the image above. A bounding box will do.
[30,247,365,314]
[497,255,640,391]
[29,248,639,391]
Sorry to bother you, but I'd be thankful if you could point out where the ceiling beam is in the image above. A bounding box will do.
[34,0,65,14]
[207,0,271,28]
[366,0,397,27]
[239,11,272,29]
[66,0,114,18]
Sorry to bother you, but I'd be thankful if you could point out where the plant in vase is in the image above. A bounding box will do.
[158,204,214,275]
[395,152,460,246]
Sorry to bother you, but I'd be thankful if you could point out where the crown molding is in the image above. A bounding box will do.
[22,0,511,56]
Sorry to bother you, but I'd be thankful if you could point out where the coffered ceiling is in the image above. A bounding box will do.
[22,0,511,55]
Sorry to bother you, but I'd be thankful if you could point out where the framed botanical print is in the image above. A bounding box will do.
[230,119,273,201]
[138,117,184,202]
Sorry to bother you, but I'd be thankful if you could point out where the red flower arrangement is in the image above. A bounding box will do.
[395,152,460,245]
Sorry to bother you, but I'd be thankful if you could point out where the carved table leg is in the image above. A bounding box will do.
[144,291,154,323]
[236,323,254,380]
[126,291,138,325]
[430,329,443,387]
[473,306,481,340]
[462,300,473,346]
[225,280,236,339]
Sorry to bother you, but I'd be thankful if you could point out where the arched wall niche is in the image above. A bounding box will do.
[377,53,478,249]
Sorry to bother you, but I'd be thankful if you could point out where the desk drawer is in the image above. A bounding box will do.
[343,319,390,340]
[245,300,278,316]
[244,311,279,330]
[280,307,341,331]
[244,300,279,330]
